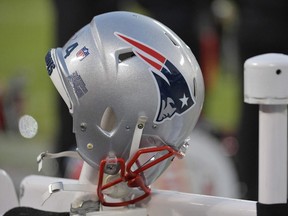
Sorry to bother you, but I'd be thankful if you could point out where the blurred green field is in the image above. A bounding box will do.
[0,0,57,141]
[204,71,241,133]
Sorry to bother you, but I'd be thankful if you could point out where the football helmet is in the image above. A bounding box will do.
[45,11,204,206]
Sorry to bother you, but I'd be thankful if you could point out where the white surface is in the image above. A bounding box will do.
[0,169,19,215]
[146,190,256,216]
[20,175,77,212]
[19,175,255,216]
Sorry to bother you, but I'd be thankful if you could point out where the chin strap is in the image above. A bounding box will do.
[37,151,81,172]
[41,182,97,205]
[129,116,147,158]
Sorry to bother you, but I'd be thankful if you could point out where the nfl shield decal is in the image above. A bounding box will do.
[76,46,90,61]
[115,32,195,123]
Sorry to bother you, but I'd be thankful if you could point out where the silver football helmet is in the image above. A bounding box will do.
[45,11,204,206]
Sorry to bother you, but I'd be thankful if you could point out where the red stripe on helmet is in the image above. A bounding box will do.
[135,51,163,71]
[116,33,166,63]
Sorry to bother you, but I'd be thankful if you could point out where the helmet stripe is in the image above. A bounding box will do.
[135,51,163,71]
[115,32,166,63]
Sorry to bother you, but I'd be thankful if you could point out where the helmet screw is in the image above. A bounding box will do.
[87,143,93,150]
[80,123,87,132]
[152,124,157,129]
[138,123,144,129]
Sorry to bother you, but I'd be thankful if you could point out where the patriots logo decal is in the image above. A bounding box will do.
[115,32,195,123]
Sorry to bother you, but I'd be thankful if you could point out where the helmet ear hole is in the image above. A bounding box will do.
[118,51,135,63]
[100,107,116,132]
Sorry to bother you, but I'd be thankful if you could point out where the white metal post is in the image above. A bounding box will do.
[259,105,287,203]
[244,53,288,204]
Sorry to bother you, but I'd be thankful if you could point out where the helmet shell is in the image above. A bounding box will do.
[46,12,204,174]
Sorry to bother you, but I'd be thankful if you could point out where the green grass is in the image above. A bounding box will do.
[0,0,57,140]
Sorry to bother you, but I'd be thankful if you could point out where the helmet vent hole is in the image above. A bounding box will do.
[118,52,136,63]
[164,32,179,47]
[100,107,116,132]
[193,78,197,98]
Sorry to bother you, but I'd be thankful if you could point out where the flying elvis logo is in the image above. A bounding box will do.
[115,32,195,123]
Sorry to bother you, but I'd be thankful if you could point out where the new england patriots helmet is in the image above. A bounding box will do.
[45,11,204,206]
